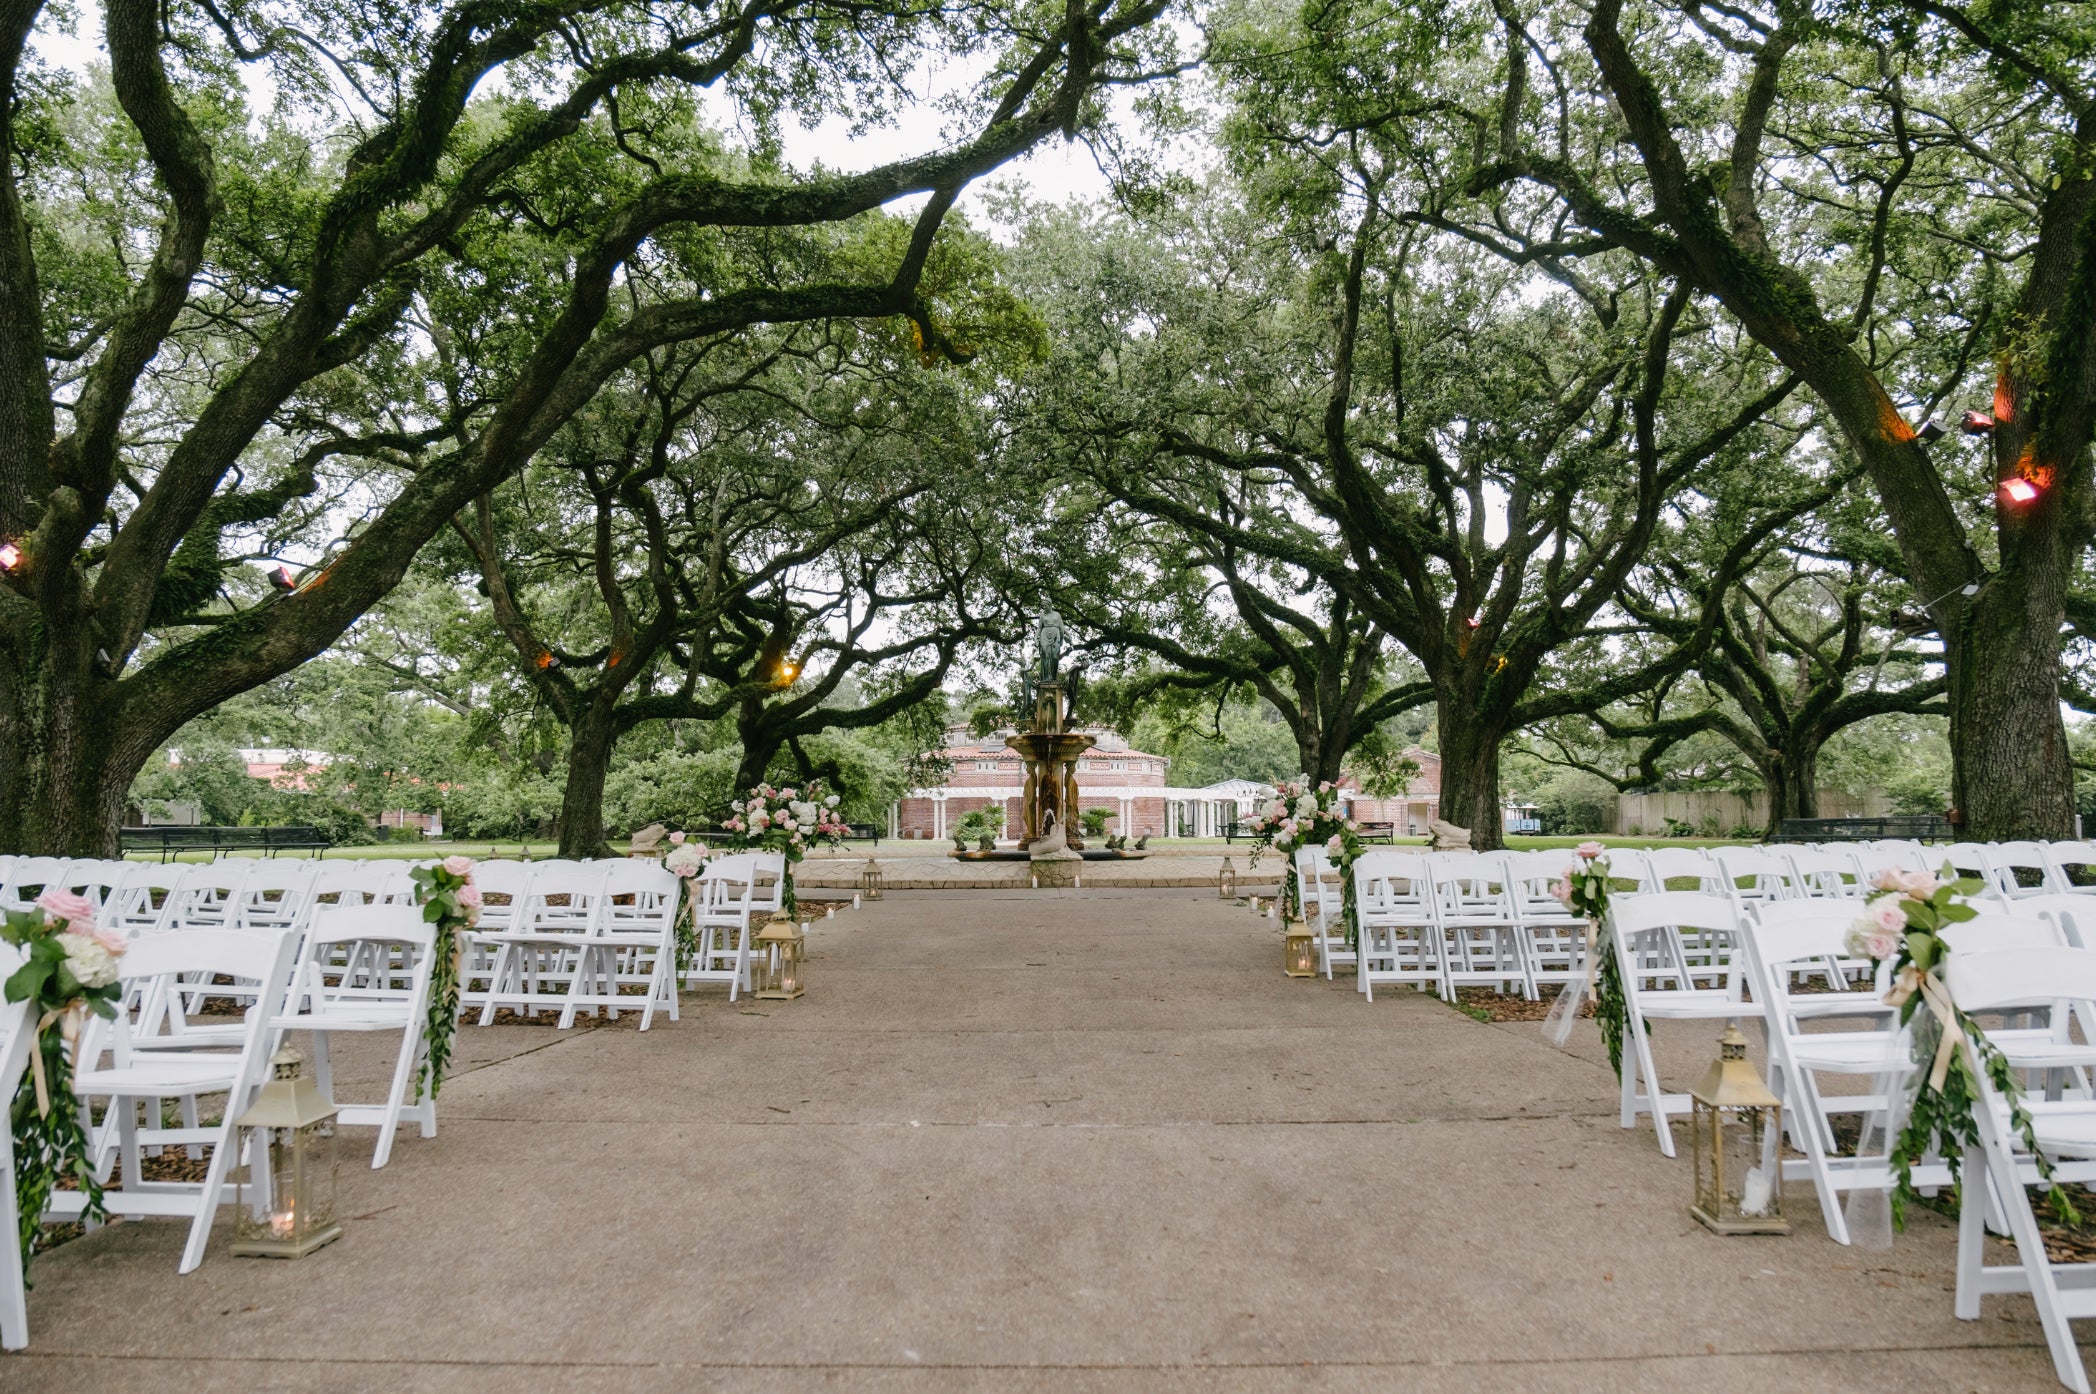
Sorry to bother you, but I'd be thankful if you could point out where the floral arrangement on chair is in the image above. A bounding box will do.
[1239,779,1363,937]
[1542,843,1626,1075]
[722,780,852,914]
[410,856,479,1100]
[1844,865,2076,1227]
[4,891,127,1269]
[661,832,711,967]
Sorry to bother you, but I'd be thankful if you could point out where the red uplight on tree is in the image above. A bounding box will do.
[1961,410,1996,436]
[267,564,297,591]
[2001,477,2041,504]
[0,543,19,572]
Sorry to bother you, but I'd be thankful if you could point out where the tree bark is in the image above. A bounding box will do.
[555,697,619,859]
[1434,702,1509,851]
[0,654,142,858]
[1948,580,2075,840]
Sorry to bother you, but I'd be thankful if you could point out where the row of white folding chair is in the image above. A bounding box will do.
[1293,847,1353,979]
[1351,850,1581,1003]
[469,861,683,1029]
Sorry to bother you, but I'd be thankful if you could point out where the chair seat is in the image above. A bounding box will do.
[75,1060,241,1094]
[1636,989,1741,1018]
[1788,1032,1914,1073]
[2029,1110,2096,1158]
[273,1007,415,1032]
[1784,991,1891,1020]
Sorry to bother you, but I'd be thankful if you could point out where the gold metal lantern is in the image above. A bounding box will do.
[1283,915,1317,978]
[754,910,806,1000]
[859,857,885,902]
[1688,1022,1789,1235]
[1218,857,1237,899]
[232,1047,343,1259]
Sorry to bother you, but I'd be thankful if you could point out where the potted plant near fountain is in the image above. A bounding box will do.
[975,806,1004,852]
[1080,807,1112,847]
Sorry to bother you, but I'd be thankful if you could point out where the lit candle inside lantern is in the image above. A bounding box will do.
[270,1202,296,1239]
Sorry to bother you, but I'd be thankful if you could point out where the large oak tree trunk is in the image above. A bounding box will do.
[0,642,158,856]
[1947,580,2074,841]
[1434,705,1508,851]
[555,698,619,859]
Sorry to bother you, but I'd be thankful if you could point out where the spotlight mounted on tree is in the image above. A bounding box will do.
[0,542,21,573]
[267,564,298,592]
[1960,410,1996,436]
[2000,476,2041,505]
[1916,418,1946,443]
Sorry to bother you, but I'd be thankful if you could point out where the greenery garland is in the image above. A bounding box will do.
[4,895,127,1272]
[1544,845,1629,1076]
[1845,868,2078,1229]
[409,857,479,1101]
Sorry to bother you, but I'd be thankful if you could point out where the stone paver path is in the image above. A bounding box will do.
[7,890,2065,1391]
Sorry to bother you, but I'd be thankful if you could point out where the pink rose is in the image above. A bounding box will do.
[1576,841,1605,859]
[1897,870,1941,900]
[1868,897,1907,934]
[91,924,129,956]
[37,888,98,933]
[1871,867,1905,892]
[441,855,475,877]
[1863,929,1900,960]
[669,831,685,845]
[1549,878,1573,905]
[457,885,483,909]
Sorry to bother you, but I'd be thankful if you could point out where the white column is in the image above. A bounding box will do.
[887,801,899,839]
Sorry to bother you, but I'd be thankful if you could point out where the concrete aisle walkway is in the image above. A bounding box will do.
[8,892,2066,1392]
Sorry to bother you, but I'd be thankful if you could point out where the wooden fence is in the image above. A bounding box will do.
[1611,790,1892,836]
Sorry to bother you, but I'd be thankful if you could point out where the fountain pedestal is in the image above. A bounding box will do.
[1007,683,1095,878]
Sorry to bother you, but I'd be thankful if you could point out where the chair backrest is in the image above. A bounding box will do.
[1742,899,1881,1012]
[1713,846,1801,903]
[1783,846,1865,898]
[286,904,436,1018]
[1938,911,2069,954]
[1859,840,1933,874]
[234,859,316,930]
[1,857,74,910]
[1986,841,2062,897]
[598,860,680,930]
[1945,945,2096,1015]
[166,860,253,929]
[107,862,183,936]
[520,866,609,934]
[2013,893,2096,950]
[1351,849,1431,920]
[747,852,788,911]
[2044,841,2096,890]
[62,859,131,911]
[1939,842,1997,890]
[1634,848,1720,894]
[1609,890,1741,939]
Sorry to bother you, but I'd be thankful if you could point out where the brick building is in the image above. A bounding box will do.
[1339,747,1442,835]
[893,727,1173,841]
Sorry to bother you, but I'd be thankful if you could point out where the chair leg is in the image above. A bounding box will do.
[177,1104,239,1275]
[0,1117,25,1350]
[1954,1143,1987,1320]
[371,1024,420,1169]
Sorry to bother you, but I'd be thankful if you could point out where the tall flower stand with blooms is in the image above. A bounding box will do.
[1239,779,1364,943]
[4,892,127,1274]
[409,857,479,1101]
[1842,866,2078,1231]
[721,780,853,916]
[1541,843,1627,1075]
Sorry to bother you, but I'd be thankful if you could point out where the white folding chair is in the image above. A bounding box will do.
[1861,839,1935,873]
[1946,946,2096,1393]
[476,864,608,1024]
[56,926,298,1273]
[0,944,29,1348]
[1607,892,1746,1156]
[165,860,253,932]
[106,861,181,938]
[1631,847,1722,895]
[60,860,131,913]
[1426,852,1529,999]
[271,904,438,1167]
[687,854,760,1000]
[1502,849,1590,996]
[565,860,681,1030]
[749,852,788,918]
[458,861,533,1011]
[1293,845,1352,979]
[1352,850,1437,1000]
[1940,843,2006,902]
[1742,900,1922,1243]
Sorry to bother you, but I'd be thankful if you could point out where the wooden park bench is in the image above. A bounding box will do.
[118,825,332,861]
